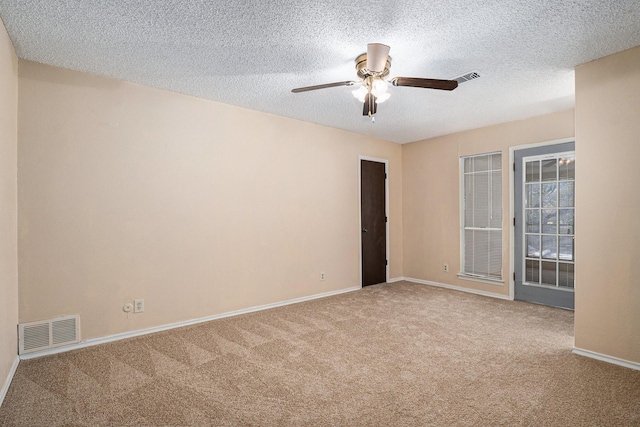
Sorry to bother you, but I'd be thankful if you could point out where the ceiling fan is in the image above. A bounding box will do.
[291,43,458,119]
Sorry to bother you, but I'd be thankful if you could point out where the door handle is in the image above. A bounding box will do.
[362,228,368,233]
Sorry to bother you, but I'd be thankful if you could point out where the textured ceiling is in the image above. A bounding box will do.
[1,1,640,143]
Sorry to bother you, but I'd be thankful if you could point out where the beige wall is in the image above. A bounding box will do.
[17,60,403,340]
[574,46,640,363]
[402,110,574,296]
[13,40,639,369]
[0,18,18,393]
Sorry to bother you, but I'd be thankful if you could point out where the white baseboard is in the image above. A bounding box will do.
[387,277,405,283]
[20,286,361,360]
[572,347,640,371]
[403,277,512,301]
[0,356,20,407]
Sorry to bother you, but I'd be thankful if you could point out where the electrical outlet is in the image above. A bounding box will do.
[134,299,144,313]
[320,272,325,281]
[443,264,449,272]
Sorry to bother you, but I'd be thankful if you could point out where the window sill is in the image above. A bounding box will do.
[457,274,504,286]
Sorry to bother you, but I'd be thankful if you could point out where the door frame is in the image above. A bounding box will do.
[358,155,390,287]
[508,137,574,300]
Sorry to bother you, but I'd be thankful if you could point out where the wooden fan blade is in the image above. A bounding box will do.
[363,93,377,116]
[291,81,355,93]
[391,77,458,91]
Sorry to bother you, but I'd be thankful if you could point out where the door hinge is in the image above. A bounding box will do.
[385,216,388,223]
[513,272,516,281]
[513,217,516,226]
[513,162,516,171]
[385,259,388,266]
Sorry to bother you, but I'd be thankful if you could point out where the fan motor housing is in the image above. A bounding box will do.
[355,53,391,79]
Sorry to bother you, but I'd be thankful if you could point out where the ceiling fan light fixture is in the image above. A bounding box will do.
[291,43,458,119]
[353,78,390,103]
[352,85,368,102]
[371,79,389,97]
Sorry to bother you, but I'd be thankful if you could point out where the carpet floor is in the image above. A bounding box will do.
[1,281,639,426]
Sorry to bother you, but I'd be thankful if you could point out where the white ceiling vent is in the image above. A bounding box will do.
[19,315,80,355]
[454,71,481,84]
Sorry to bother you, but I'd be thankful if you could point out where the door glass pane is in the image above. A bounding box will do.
[526,209,540,233]
[541,261,557,286]
[542,235,557,259]
[542,159,557,181]
[541,183,557,208]
[526,161,540,182]
[526,183,540,208]
[559,236,574,261]
[558,263,574,288]
[526,234,540,258]
[542,209,557,234]
[559,209,574,234]
[559,181,575,207]
[526,260,540,283]
[559,158,575,180]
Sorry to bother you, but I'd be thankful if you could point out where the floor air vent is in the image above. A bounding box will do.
[454,71,481,84]
[19,315,80,355]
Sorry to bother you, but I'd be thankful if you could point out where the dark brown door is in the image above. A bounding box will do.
[361,160,387,286]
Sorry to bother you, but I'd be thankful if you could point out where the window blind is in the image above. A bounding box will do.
[462,153,502,280]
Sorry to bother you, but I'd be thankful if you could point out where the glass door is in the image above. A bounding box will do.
[514,142,575,309]
[523,154,575,289]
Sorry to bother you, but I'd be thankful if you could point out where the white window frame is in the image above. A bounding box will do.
[459,152,504,284]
